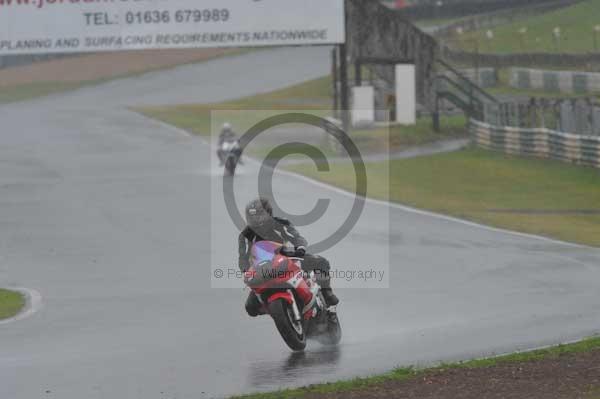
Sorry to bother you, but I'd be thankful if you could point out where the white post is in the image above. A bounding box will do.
[352,86,375,127]
[395,64,416,125]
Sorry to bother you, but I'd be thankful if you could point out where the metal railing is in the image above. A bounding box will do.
[435,59,499,124]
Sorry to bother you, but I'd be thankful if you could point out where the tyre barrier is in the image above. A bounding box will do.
[470,118,600,168]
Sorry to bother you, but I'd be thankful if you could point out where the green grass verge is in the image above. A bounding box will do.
[455,0,600,54]
[287,147,600,247]
[0,288,25,320]
[137,76,333,136]
[138,75,468,154]
[141,73,599,246]
[415,16,468,29]
[0,81,89,104]
[218,114,466,161]
[232,336,600,398]
[356,115,467,153]
[0,49,247,105]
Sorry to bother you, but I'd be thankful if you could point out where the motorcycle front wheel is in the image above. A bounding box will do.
[268,299,306,351]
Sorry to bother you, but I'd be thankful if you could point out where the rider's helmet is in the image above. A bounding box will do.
[222,122,232,132]
[245,198,273,229]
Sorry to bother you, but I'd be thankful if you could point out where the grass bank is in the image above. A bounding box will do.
[0,48,241,104]
[137,76,334,137]
[138,76,468,154]
[288,147,600,247]
[232,336,600,398]
[0,288,25,320]
[454,0,600,54]
[0,81,88,104]
[140,74,600,246]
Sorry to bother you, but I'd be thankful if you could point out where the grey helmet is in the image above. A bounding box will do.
[245,198,273,228]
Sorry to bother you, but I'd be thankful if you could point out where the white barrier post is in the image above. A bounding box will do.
[352,86,375,127]
[395,64,416,125]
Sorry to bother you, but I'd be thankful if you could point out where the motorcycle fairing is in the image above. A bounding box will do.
[250,241,281,266]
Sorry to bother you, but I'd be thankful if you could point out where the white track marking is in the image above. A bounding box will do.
[137,109,596,251]
[271,166,593,249]
[0,288,43,325]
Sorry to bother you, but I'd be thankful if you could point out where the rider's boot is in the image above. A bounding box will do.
[318,275,339,307]
[321,291,339,325]
[321,288,339,307]
[325,303,339,324]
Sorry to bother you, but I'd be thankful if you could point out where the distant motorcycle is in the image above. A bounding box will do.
[218,140,242,176]
[243,241,342,351]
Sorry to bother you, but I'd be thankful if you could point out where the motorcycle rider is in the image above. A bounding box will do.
[239,198,339,319]
[217,122,241,166]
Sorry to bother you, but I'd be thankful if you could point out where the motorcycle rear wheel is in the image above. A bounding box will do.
[269,299,306,351]
[225,156,237,176]
[316,313,342,346]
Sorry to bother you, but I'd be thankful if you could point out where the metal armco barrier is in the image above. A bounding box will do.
[470,119,600,168]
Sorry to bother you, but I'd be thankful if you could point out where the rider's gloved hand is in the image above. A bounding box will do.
[280,242,295,256]
[295,246,306,257]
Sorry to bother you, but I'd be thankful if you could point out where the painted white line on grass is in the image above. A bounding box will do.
[139,112,597,251]
[0,288,43,325]
[245,156,594,250]
[141,112,199,140]
[466,332,600,370]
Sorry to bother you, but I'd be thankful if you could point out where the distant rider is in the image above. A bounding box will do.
[217,122,242,165]
[239,198,339,320]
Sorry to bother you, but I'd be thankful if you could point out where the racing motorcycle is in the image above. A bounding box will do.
[243,241,342,351]
[219,140,242,176]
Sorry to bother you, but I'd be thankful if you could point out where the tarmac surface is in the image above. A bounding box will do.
[1,46,599,399]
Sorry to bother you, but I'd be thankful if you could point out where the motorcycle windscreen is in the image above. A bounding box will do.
[251,241,280,267]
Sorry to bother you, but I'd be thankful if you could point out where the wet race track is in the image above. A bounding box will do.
[1,47,600,398]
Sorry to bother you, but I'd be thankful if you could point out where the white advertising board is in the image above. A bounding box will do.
[0,0,345,55]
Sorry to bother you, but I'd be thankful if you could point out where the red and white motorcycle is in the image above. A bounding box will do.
[243,241,341,351]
